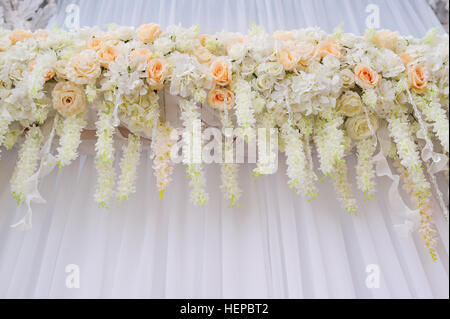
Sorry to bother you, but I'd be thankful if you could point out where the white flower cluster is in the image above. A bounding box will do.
[313,113,345,176]
[332,160,357,215]
[94,109,116,208]
[281,122,317,199]
[180,98,208,206]
[387,104,437,257]
[414,91,449,153]
[10,126,42,205]
[152,122,176,199]
[56,114,86,167]
[221,162,241,208]
[220,115,241,208]
[233,78,256,141]
[356,138,377,199]
[117,134,142,201]
[0,109,11,158]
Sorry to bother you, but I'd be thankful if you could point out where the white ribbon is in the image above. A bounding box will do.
[11,115,59,230]
[407,88,449,223]
[373,126,421,236]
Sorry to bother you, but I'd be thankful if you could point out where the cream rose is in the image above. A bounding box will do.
[227,39,246,61]
[408,63,428,94]
[67,50,101,85]
[146,58,168,88]
[207,87,235,111]
[254,74,275,92]
[374,29,398,51]
[136,23,162,44]
[296,42,316,67]
[210,57,232,86]
[52,82,87,117]
[240,57,257,75]
[256,62,284,79]
[53,60,69,80]
[340,69,355,89]
[96,45,120,68]
[87,37,103,51]
[129,48,153,65]
[9,29,33,45]
[276,46,298,71]
[315,40,341,60]
[354,64,381,89]
[345,114,379,141]
[192,45,213,63]
[337,91,362,117]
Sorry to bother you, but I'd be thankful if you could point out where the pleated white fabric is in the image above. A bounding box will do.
[0,0,448,299]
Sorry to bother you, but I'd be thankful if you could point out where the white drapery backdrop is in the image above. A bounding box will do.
[0,0,448,298]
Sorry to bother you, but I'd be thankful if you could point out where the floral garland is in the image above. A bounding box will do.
[0,25,448,258]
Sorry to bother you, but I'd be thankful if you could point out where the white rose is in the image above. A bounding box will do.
[254,73,275,92]
[362,89,378,108]
[345,114,379,140]
[153,37,174,56]
[228,42,247,61]
[338,91,362,117]
[257,62,284,79]
[240,57,257,75]
[114,26,135,41]
[322,55,341,71]
[340,69,355,89]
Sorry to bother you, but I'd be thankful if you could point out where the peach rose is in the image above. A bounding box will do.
[28,60,55,81]
[276,46,298,71]
[296,42,316,67]
[198,34,210,47]
[399,53,414,68]
[52,82,86,117]
[87,37,103,51]
[9,29,33,45]
[129,48,153,64]
[96,45,120,68]
[273,31,293,42]
[146,58,168,88]
[136,23,162,44]
[354,64,381,89]
[207,87,235,111]
[315,40,341,60]
[210,57,232,86]
[192,45,213,63]
[34,29,49,39]
[374,29,397,51]
[67,50,101,85]
[408,63,428,94]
